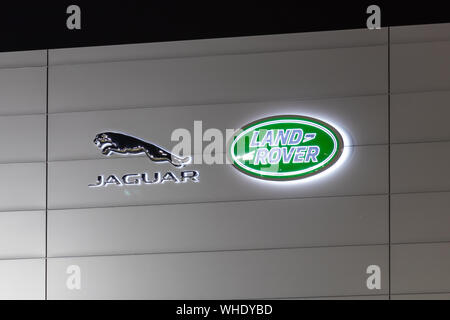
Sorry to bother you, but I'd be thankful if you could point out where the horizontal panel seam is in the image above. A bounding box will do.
[0,255,46,262]
[391,39,450,46]
[47,93,389,115]
[391,190,450,196]
[0,64,47,71]
[391,241,450,247]
[391,139,450,146]
[48,43,388,67]
[390,291,450,297]
[390,88,450,95]
[0,112,46,118]
[46,243,389,260]
[0,161,45,168]
[0,207,46,214]
[390,88,450,96]
[0,257,44,262]
[46,193,389,212]
[47,194,388,212]
[0,209,44,214]
[47,143,388,163]
[266,293,388,300]
[0,160,46,165]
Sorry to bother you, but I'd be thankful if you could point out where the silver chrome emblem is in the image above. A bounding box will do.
[89,132,198,188]
[93,132,191,167]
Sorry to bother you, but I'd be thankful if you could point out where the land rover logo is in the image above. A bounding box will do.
[229,115,344,181]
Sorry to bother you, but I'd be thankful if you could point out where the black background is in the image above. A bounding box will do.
[0,1,449,52]
[0,300,439,318]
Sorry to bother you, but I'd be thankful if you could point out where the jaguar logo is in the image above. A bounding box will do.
[90,132,198,188]
[94,132,190,167]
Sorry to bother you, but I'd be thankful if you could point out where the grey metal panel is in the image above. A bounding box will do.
[49,28,387,65]
[0,211,45,259]
[391,91,450,143]
[390,23,450,43]
[0,67,46,116]
[391,41,450,93]
[391,192,450,244]
[47,246,388,299]
[392,243,450,294]
[48,145,388,209]
[48,195,388,257]
[0,258,45,300]
[48,95,387,162]
[0,114,46,163]
[391,141,450,194]
[392,293,450,300]
[0,50,46,68]
[49,46,387,113]
[0,162,46,211]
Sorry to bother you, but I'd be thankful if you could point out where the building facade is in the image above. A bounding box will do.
[0,22,449,299]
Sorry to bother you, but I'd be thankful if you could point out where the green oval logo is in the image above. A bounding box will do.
[229,115,344,181]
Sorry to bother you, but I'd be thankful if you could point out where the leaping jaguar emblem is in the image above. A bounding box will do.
[93,132,190,167]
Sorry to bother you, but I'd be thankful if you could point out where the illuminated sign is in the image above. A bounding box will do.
[89,132,198,188]
[229,115,344,181]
